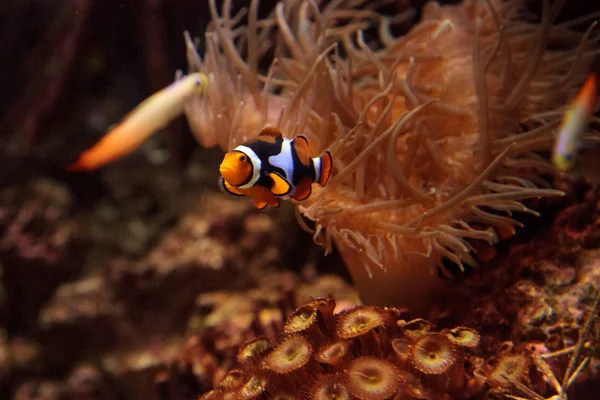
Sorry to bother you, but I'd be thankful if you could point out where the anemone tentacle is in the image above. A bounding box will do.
[185,0,599,311]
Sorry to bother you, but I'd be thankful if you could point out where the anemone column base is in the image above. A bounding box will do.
[334,238,447,316]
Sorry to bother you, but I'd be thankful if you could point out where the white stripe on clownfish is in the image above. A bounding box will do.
[313,156,322,183]
[268,138,295,184]
[234,145,262,189]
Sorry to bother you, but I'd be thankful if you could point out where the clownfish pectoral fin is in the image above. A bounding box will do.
[292,135,311,166]
[291,178,312,201]
[253,187,279,209]
[218,177,244,197]
[257,126,283,143]
[253,197,280,209]
[317,151,333,186]
[253,199,268,209]
[268,172,292,196]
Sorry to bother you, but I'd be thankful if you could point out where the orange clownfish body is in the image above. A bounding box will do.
[218,126,333,209]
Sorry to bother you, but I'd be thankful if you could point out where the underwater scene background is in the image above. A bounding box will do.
[1,0,600,399]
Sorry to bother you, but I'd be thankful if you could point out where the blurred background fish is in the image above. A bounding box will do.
[552,73,597,171]
[553,72,600,183]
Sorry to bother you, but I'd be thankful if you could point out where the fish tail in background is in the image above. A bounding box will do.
[579,72,598,115]
[317,151,332,186]
[552,72,597,172]
[67,72,209,171]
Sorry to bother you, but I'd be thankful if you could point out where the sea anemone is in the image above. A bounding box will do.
[184,0,600,311]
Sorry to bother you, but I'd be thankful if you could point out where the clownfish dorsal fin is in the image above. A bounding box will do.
[257,126,283,143]
[260,126,283,137]
[269,172,292,196]
[218,177,244,197]
[293,135,311,166]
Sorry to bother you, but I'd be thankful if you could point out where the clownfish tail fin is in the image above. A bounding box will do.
[315,151,332,186]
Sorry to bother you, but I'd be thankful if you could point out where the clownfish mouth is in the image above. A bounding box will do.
[219,165,240,186]
[219,165,232,175]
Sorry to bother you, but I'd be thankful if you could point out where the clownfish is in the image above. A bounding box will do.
[552,72,597,173]
[218,126,333,209]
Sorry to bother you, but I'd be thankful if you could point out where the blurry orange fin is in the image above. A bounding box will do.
[269,172,292,196]
[67,155,93,172]
[318,151,333,186]
[471,241,498,263]
[66,124,136,171]
[253,200,268,210]
[496,225,516,241]
[218,177,244,197]
[293,135,310,166]
[291,178,312,201]
[67,73,208,171]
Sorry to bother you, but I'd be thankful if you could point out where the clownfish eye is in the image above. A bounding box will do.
[239,154,247,162]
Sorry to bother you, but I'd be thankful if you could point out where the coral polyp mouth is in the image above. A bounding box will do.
[411,333,457,375]
[345,357,402,399]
